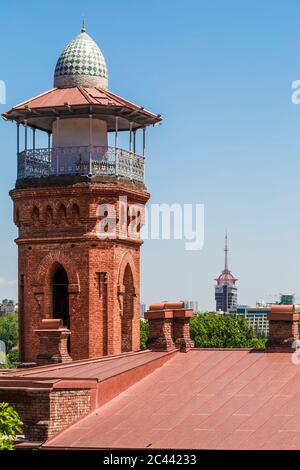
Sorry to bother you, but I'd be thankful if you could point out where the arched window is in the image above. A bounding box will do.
[71,203,80,223]
[58,204,67,224]
[45,205,53,225]
[121,264,134,352]
[15,208,20,226]
[32,206,40,225]
[52,265,70,329]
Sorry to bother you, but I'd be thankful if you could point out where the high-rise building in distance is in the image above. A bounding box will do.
[215,233,238,313]
[182,300,199,312]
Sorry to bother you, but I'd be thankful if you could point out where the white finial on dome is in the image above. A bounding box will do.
[54,23,108,89]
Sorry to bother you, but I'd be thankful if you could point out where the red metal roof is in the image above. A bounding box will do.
[10,87,157,117]
[215,268,237,286]
[0,350,168,382]
[43,349,300,450]
[2,87,162,132]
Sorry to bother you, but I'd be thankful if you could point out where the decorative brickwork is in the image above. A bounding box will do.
[49,389,91,438]
[35,319,72,365]
[144,302,194,352]
[0,386,92,441]
[267,305,300,352]
[146,315,175,351]
[11,177,149,362]
[173,312,194,352]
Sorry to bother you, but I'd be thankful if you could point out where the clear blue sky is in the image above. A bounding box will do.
[1,0,300,309]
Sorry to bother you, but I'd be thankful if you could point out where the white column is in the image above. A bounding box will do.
[33,128,36,154]
[89,114,93,175]
[115,116,119,149]
[17,123,20,155]
[129,122,133,152]
[47,132,51,170]
[142,127,146,157]
[56,117,60,175]
[133,129,136,154]
[17,123,20,178]
[24,120,28,177]
[24,120,28,153]
[115,116,119,176]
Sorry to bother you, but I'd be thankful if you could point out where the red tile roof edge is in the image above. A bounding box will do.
[193,347,260,351]
[0,349,154,378]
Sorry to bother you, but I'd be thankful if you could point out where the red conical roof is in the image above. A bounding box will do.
[215,269,237,286]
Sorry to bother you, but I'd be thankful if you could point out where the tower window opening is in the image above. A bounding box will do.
[52,266,70,330]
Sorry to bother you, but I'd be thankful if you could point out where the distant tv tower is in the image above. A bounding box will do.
[214,232,238,313]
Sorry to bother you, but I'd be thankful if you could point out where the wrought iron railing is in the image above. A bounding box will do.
[17,146,145,183]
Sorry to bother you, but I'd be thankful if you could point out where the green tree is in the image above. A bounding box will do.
[140,319,149,350]
[6,350,19,366]
[0,312,18,354]
[0,403,23,450]
[190,313,267,349]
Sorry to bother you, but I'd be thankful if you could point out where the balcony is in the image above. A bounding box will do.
[17,146,145,184]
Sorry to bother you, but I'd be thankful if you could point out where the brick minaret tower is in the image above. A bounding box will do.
[3,23,161,362]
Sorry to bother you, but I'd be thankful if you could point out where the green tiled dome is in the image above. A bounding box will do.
[54,27,108,89]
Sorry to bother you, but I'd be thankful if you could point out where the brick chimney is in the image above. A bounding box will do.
[35,319,72,365]
[267,305,300,352]
[144,302,194,352]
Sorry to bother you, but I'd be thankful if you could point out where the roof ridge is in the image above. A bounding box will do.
[77,86,94,104]
[103,88,159,118]
[104,88,142,110]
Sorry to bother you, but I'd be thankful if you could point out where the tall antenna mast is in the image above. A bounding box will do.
[224,231,228,271]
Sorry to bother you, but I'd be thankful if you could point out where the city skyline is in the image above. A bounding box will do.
[1,0,300,309]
